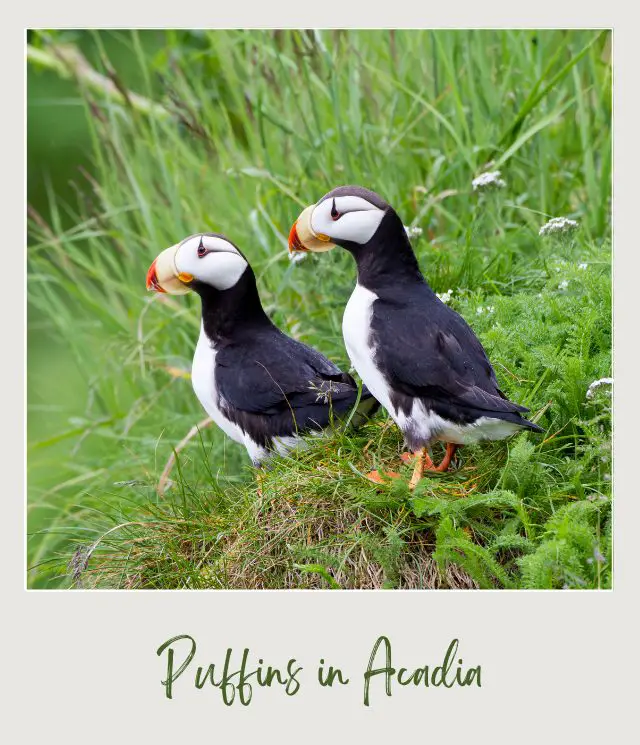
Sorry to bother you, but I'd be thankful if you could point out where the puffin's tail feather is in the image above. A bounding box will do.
[497,410,543,433]
[519,416,544,433]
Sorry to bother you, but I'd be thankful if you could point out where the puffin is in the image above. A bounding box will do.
[288,186,542,489]
[146,232,378,472]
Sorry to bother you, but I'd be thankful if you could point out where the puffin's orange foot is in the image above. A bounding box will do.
[365,469,401,485]
[406,445,459,488]
[424,443,460,473]
[402,450,436,468]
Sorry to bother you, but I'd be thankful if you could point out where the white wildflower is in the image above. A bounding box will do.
[472,170,506,191]
[558,280,569,290]
[288,250,308,264]
[579,263,588,270]
[476,307,484,315]
[404,225,423,239]
[586,377,613,399]
[486,305,495,314]
[539,216,579,237]
[436,289,453,304]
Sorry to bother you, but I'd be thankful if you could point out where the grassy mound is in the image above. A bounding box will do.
[27,30,611,589]
[67,248,611,590]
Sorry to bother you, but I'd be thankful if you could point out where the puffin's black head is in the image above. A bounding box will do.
[288,185,401,255]
[146,233,250,296]
[289,185,422,286]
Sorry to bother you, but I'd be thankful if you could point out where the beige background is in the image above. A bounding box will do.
[7,3,639,742]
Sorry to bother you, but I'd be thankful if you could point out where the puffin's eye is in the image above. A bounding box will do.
[330,199,342,221]
[197,244,207,258]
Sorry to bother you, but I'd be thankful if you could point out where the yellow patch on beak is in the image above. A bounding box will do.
[177,272,194,284]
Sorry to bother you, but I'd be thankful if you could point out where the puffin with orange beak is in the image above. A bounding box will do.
[146,232,378,470]
[289,186,542,489]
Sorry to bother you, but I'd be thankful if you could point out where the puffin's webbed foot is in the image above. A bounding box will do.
[368,444,459,489]
[431,442,459,473]
[365,469,401,484]
[407,443,459,489]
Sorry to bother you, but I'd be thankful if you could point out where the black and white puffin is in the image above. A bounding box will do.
[289,186,542,488]
[146,232,378,471]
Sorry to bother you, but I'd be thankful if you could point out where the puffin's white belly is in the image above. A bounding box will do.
[342,285,522,447]
[191,325,246,447]
[342,284,394,411]
[342,286,426,438]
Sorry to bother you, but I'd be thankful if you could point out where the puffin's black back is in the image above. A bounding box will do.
[215,327,367,447]
[193,260,377,449]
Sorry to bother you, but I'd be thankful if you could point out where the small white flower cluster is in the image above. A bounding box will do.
[586,492,609,502]
[558,280,569,290]
[404,225,424,239]
[472,170,506,191]
[476,305,495,315]
[288,249,308,264]
[586,546,606,565]
[586,377,613,400]
[538,216,579,237]
[436,289,453,304]
[578,263,588,270]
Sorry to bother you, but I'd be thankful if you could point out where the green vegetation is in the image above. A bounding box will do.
[27,29,612,589]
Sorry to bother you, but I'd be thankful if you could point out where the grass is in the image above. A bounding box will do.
[27,29,612,589]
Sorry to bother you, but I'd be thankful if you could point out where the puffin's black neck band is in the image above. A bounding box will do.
[192,266,271,343]
[343,209,424,290]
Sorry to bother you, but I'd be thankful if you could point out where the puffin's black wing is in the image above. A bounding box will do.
[215,328,364,442]
[371,286,539,427]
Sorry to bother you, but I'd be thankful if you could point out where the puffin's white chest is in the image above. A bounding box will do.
[342,284,393,412]
[191,326,246,447]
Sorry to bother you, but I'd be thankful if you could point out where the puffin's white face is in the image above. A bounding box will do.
[310,195,385,245]
[289,187,388,254]
[147,234,248,295]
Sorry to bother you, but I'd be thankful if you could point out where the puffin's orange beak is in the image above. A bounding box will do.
[145,244,192,295]
[288,205,336,254]
[146,259,166,293]
[288,222,308,254]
